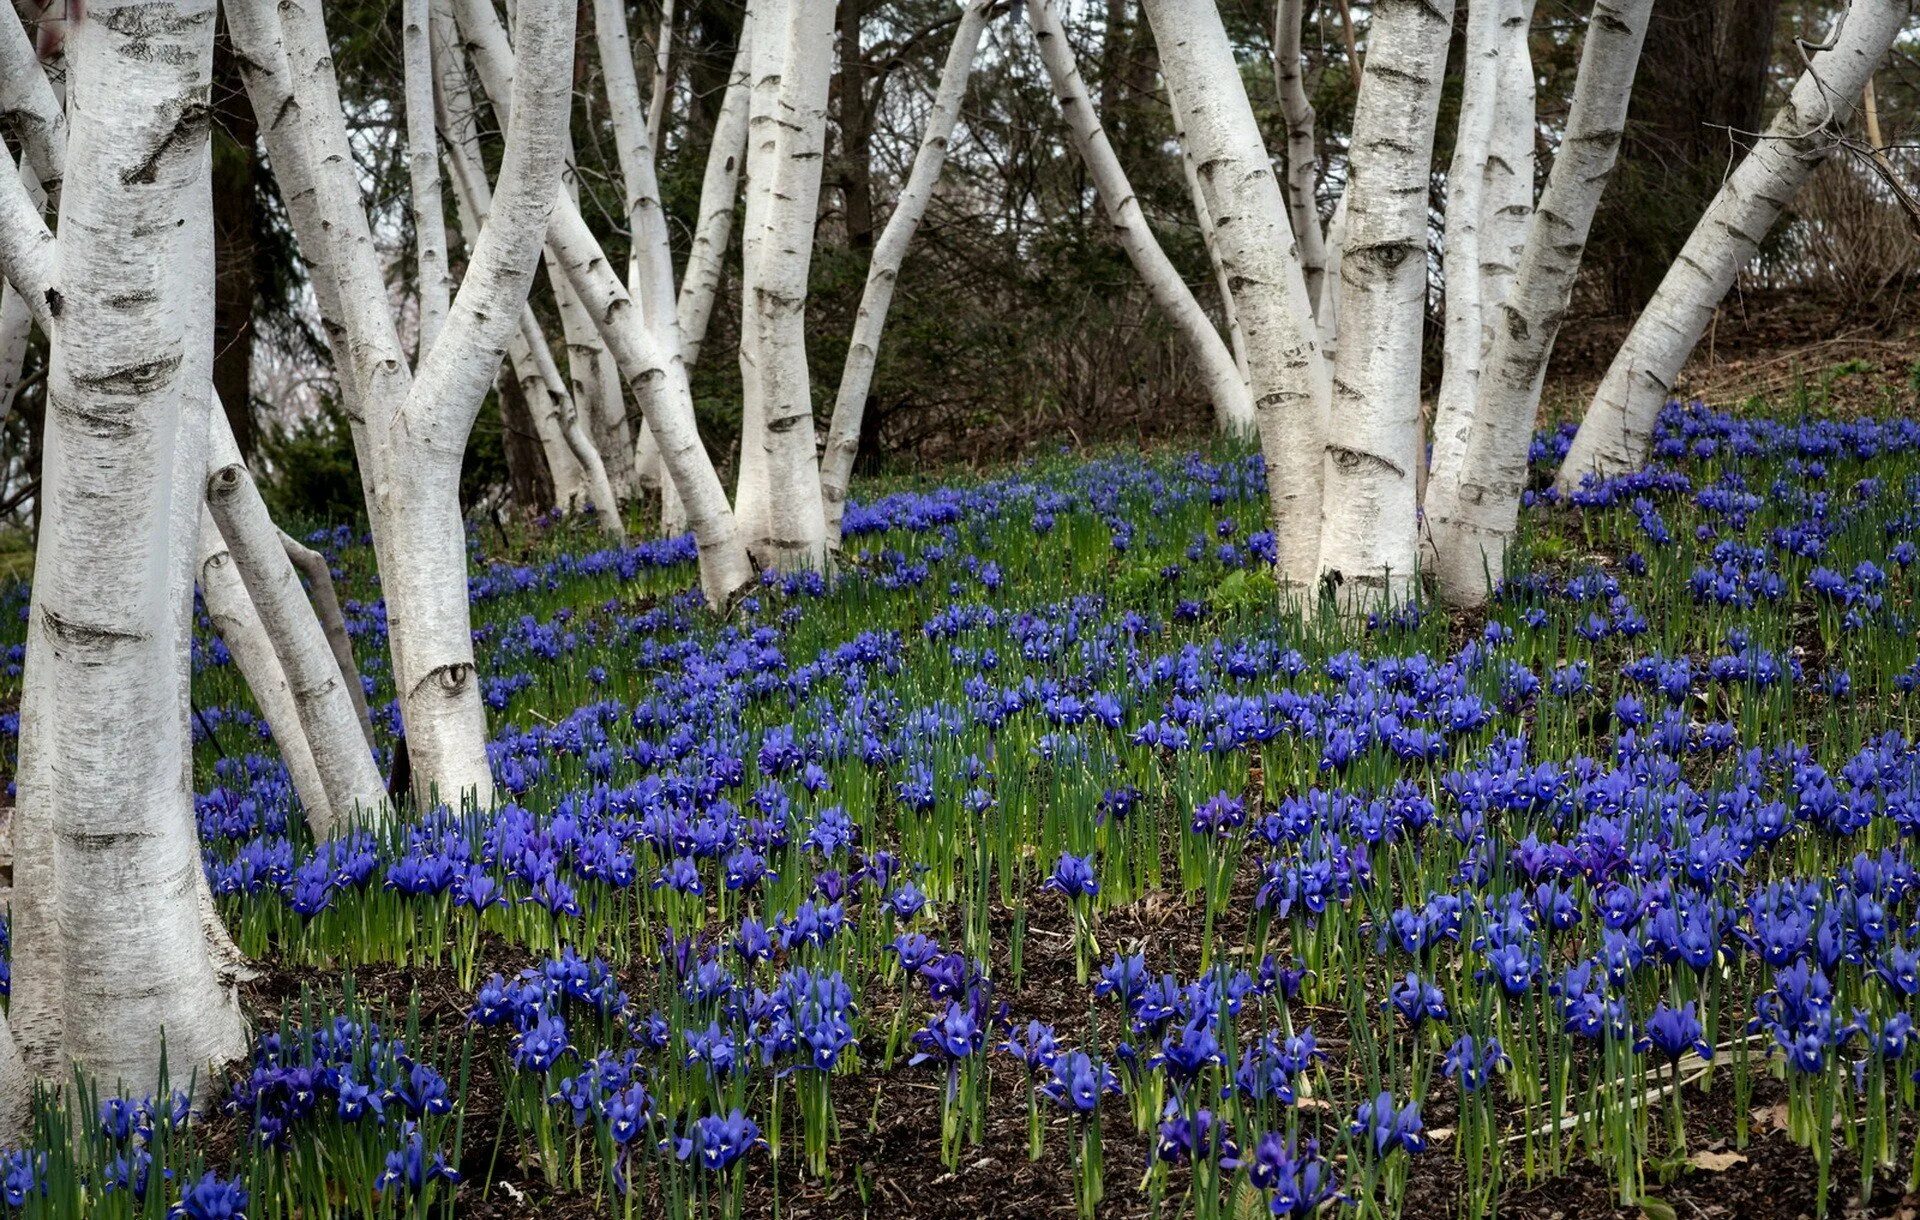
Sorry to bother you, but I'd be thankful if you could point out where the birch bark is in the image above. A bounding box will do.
[1316,0,1455,612]
[1427,0,1656,607]
[1556,0,1911,490]
[1479,0,1537,330]
[1144,0,1333,592]
[675,20,753,370]
[278,530,376,748]
[207,407,391,836]
[742,0,835,569]
[8,0,250,1099]
[1427,0,1504,497]
[199,505,331,833]
[1273,0,1327,316]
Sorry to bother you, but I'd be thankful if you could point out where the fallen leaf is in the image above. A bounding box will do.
[1689,1148,1747,1172]
[1750,1102,1790,1132]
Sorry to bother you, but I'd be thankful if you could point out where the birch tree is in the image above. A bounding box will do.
[206,408,391,836]
[3,0,249,1114]
[1479,0,1538,333]
[1315,0,1454,612]
[1027,0,1253,434]
[1144,0,1333,592]
[451,0,758,607]
[232,0,578,805]
[1427,0,1506,497]
[1556,0,1912,490]
[821,1,997,541]
[1426,0,1656,607]
[675,23,753,373]
[1273,0,1327,317]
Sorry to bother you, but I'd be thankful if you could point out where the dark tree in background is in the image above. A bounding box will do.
[1592,0,1784,313]
[212,26,261,459]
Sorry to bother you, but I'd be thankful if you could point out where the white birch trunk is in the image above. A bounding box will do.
[0,7,65,197]
[506,314,594,507]
[0,276,29,424]
[524,297,624,528]
[675,19,752,370]
[1168,72,1250,385]
[206,407,391,836]
[1316,0,1454,613]
[256,0,577,806]
[1427,0,1656,607]
[9,0,250,1098]
[277,529,376,748]
[820,1,994,542]
[1317,189,1346,363]
[733,0,789,555]
[1273,0,1326,316]
[1479,0,1537,329]
[1026,0,1253,433]
[740,0,834,570]
[1427,0,1504,499]
[404,0,451,356]
[1556,0,1911,490]
[591,0,678,499]
[646,0,675,157]
[199,505,332,834]
[1144,0,1333,592]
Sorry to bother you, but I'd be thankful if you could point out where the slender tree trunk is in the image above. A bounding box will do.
[494,356,556,510]
[278,529,376,748]
[404,0,451,356]
[0,8,64,199]
[1144,0,1333,592]
[200,507,331,833]
[592,0,681,499]
[207,408,390,835]
[1027,0,1253,433]
[8,0,250,1102]
[647,0,675,157]
[1316,0,1454,613]
[1427,0,1503,498]
[452,0,757,606]
[734,0,789,556]
[1426,0,1656,607]
[1478,0,1536,341]
[742,0,834,570]
[0,273,29,424]
[524,297,623,527]
[820,1,994,542]
[1557,0,1910,491]
[211,30,259,457]
[676,19,752,370]
[835,0,876,252]
[1273,0,1327,316]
